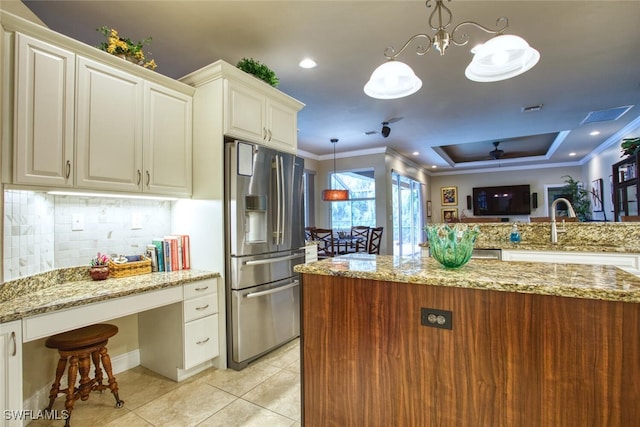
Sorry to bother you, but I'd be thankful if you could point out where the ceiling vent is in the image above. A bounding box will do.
[580,105,634,125]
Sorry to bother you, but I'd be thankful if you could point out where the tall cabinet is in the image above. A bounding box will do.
[612,153,639,221]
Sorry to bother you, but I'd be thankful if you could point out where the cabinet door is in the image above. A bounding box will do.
[266,100,298,152]
[76,56,143,192]
[0,321,23,427]
[225,80,266,143]
[14,33,74,187]
[143,82,192,196]
[183,314,219,370]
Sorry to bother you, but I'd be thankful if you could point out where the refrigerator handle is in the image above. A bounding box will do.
[245,280,299,298]
[244,253,305,266]
[274,155,282,245]
[279,155,286,245]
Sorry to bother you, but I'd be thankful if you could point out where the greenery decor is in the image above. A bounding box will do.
[561,175,591,221]
[621,137,640,157]
[97,26,157,70]
[236,57,279,87]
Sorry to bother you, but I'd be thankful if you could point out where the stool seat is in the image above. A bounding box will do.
[46,324,118,351]
[44,323,123,426]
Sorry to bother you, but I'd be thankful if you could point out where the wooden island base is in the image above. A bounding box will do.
[301,274,640,426]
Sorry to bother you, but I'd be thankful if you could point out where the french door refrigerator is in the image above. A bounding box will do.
[224,140,305,370]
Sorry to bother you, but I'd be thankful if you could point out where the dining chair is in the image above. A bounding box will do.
[368,227,383,254]
[304,226,316,241]
[349,226,370,253]
[312,228,336,258]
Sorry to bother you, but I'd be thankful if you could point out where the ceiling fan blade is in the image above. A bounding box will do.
[365,130,379,135]
[384,117,404,124]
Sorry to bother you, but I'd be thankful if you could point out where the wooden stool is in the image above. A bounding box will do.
[45,324,124,426]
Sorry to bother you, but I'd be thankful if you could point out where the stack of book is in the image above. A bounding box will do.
[146,235,191,272]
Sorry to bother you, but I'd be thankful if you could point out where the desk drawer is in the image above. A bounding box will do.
[184,294,218,322]
[184,314,218,369]
[184,279,216,300]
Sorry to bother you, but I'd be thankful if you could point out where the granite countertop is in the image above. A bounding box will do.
[295,254,640,303]
[0,268,219,323]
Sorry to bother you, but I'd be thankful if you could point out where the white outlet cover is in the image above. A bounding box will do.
[72,213,84,231]
[131,213,142,229]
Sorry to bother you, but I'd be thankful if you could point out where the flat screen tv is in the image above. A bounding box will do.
[473,184,531,216]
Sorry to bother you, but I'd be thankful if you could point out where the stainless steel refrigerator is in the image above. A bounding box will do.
[224,140,305,370]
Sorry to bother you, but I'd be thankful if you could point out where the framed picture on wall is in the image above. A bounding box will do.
[591,178,604,212]
[442,208,458,223]
[441,186,457,206]
[427,200,432,217]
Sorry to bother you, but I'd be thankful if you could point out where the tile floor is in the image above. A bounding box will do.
[28,339,301,427]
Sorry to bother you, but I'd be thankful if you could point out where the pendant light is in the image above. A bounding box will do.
[322,138,349,202]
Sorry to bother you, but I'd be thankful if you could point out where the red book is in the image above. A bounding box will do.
[181,235,191,270]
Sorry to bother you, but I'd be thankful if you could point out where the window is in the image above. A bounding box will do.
[329,170,376,230]
[391,172,424,256]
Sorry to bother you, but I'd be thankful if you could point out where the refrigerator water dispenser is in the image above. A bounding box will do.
[245,195,267,243]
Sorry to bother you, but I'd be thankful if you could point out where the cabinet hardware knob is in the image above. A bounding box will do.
[268,129,273,141]
[195,286,209,291]
[65,160,71,179]
[263,128,268,140]
[195,304,209,311]
[146,170,150,187]
[137,170,142,185]
[10,331,16,357]
[196,337,210,345]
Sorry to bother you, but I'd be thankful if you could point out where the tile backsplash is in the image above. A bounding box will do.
[3,190,172,280]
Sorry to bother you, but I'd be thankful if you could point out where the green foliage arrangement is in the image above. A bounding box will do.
[621,137,640,158]
[561,175,591,222]
[236,57,279,87]
[96,26,157,70]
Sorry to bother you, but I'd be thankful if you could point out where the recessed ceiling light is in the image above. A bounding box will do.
[431,165,437,169]
[299,58,317,69]
[590,131,600,136]
[569,152,577,156]
[412,151,419,156]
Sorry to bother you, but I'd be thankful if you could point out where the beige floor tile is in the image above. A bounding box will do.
[241,369,301,421]
[133,380,236,426]
[27,390,128,427]
[259,339,300,369]
[112,365,182,410]
[196,398,296,427]
[197,362,281,397]
[103,411,154,426]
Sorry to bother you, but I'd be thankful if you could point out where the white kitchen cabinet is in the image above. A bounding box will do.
[13,33,75,187]
[0,321,23,427]
[143,82,193,196]
[225,78,299,152]
[138,278,219,381]
[75,56,144,192]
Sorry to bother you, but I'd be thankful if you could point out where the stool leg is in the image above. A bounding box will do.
[99,346,124,407]
[78,353,93,401]
[91,350,104,389]
[46,355,68,411]
[64,355,79,427]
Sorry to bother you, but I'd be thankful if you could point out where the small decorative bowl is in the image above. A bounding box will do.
[89,265,110,280]
[425,223,480,269]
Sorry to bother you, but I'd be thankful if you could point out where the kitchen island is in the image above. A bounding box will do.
[295,254,640,426]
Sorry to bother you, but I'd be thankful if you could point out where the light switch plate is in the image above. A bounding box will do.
[131,213,142,230]
[72,213,84,231]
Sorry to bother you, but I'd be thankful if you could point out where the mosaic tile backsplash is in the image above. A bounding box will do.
[3,190,172,281]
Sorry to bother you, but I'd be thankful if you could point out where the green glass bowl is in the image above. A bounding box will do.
[425,224,480,269]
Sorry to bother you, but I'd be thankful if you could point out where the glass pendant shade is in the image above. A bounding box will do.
[465,34,540,82]
[364,60,422,99]
[322,189,349,201]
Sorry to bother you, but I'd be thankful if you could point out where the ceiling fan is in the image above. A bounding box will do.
[365,117,403,138]
[489,141,505,160]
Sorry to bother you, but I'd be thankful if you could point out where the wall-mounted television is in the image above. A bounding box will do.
[473,184,531,216]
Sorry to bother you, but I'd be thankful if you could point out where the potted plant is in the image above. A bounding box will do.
[96,26,157,70]
[236,57,279,87]
[561,175,591,222]
[621,137,640,158]
[89,252,110,280]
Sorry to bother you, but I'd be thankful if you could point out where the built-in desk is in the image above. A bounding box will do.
[0,268,221,426]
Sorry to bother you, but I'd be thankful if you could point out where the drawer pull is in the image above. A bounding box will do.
[196,337,210,345]
[10,331,17,357]
[195,304,210,311]
[195,286,209,291]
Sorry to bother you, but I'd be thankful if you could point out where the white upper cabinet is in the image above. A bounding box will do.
[76,56,144,192]
[13,33,75,187]
[144,82,193,196]
[224,74,300,153]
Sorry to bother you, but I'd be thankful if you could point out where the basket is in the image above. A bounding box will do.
[108,257,152,278]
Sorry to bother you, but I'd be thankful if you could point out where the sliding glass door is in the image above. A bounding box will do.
[392,172,424,256]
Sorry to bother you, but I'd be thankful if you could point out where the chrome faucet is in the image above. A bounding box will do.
[550,197,576,244]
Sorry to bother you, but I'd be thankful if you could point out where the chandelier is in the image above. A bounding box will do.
[322,138,349,202]
[364,0,540,99]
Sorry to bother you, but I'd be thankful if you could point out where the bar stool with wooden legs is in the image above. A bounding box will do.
[45,324,124,426]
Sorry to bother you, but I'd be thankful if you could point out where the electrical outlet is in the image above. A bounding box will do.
[131,213,142,230]
[421,308,452,330]
[71,213,84,231]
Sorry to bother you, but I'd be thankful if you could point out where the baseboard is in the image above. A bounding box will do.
[22,349,140,423]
